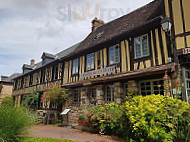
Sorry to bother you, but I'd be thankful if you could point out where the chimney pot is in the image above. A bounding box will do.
[92,17,104,31]
[31,59,35,66]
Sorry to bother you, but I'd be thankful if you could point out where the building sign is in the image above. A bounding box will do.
[60,108,71,115]
[183,48,190,54]
[80,66,116,79]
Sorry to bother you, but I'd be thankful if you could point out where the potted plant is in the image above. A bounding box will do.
[78,115,87,126]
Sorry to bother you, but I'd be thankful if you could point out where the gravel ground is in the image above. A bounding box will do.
[29,125,125,142]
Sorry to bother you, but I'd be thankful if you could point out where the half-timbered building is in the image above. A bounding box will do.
[12,0,190,126]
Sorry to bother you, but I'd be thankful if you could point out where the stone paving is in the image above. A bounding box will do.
[29,125,125,142]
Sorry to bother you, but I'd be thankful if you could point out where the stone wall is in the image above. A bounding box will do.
[0,84,13,103]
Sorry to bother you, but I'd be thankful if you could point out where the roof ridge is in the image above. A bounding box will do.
[95,0,160,31]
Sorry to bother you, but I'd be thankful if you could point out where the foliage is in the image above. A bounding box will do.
[79,115,85,120]
[0,96,14,107]
[23,137,76,142]
[174,66,182,99]
[87,102,122,135]
[123,95,190,142]
[87,95,190,142]
[163,72,172,97]
[0,105,35,142]
[22,91,39,110]
[41,85,68,113]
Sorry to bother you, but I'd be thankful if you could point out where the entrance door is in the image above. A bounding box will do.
[182,67,190,103]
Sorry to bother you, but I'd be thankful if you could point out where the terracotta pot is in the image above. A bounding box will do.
[78,120,87,126]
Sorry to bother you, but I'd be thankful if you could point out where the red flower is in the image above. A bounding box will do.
[176,78,180,83]
[178,69,182,72]
[164,74,168,79]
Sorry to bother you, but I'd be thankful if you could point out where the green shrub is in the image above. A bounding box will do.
[87,95,190,142]
[0,106,35,142]
[122,95,190,142]
[22,91,39,110]
[87,102,122,134]
[0,96,14,107]
[79,115,85,120]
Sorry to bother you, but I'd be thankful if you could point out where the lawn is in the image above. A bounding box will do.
[23,137,76,142]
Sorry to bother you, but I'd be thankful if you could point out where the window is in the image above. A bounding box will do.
[88,87,96,104]
[184,69,190,102]
[134,34,149,58]
[29,74,33,86]
[105,85,114,103]
[86,53,95,70]
[21,78,24,89]
[40,69,45,83]
[72,59,79,74]
[109,44,120,64]
[73,90,81,103]
[14,80,18,90]
[38,94,43,109]
[124,83,128,97]
[52,65,58,81]
[140,80,164,96]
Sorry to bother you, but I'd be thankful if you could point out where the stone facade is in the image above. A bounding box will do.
[0,83,13,103]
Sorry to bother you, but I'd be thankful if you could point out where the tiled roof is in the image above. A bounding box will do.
[71,0,163,56]
[14,42,80,78]
[1,73,22,83]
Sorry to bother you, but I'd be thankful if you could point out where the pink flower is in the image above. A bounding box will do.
[178,69,182,72]
[86,112,90,115]
[164,75,168,79]
[176,78,180,83]
[176,83,178,87]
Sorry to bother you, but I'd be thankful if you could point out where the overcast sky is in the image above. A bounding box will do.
[0,0,153,76]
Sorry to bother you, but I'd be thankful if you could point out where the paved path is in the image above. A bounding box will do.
[29,125,124,142]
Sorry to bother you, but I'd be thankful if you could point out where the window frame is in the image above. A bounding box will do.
[139,79,164,96]
[134,34,149,59]
[86,53,95,71]
[72,58,79,75]
[109,44,120,65]
[124,83,128,97]
[105,85,115,103]
[88,87,96,104]
[40,69,46,84]
[73,89,81,104]
[29,74,33,87]
[52,65,58,81]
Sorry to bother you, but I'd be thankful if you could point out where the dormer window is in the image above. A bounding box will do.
[72,59,79,75]
[134,34,149,59]
[109,44,120,65]
[86,53,95,71]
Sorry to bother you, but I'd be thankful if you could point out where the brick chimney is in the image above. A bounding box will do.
[30,59,35,66]
[92,17,104,31]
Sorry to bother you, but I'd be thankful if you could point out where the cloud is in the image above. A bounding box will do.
[0,0,153,76]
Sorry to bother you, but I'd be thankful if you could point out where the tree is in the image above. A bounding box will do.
[22,91,39,110]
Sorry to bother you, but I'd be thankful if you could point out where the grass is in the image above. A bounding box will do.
[23,137,76,142]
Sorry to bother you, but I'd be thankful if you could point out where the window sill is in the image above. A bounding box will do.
[108,63,121,68]
[134,55,150,61]
[86,68,95,72]
[71,73,79,77]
